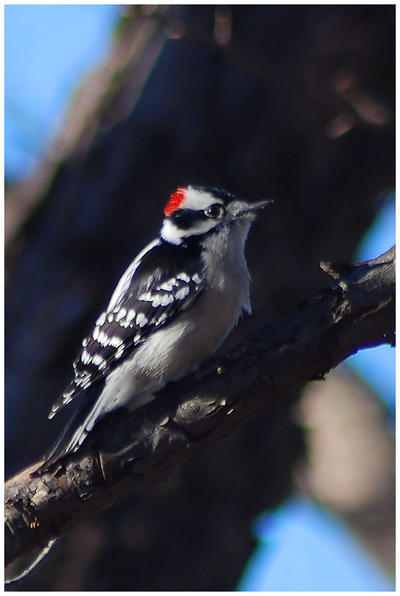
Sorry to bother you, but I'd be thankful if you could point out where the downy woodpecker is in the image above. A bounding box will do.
[44,185,269,464]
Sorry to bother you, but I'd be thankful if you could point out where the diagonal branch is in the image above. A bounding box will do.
[5,246,395,567]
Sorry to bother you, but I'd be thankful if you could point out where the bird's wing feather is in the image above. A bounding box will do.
[49,240,205,418]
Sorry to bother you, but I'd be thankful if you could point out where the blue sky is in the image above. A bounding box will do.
[5,4,119,181]
[5,6,395,591]
[239,497,394,591]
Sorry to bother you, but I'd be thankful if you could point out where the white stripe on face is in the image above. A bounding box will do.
[160,216,221,245]
[181,186,224,211]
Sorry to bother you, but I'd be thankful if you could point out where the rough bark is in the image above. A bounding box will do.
[5,246,395,568]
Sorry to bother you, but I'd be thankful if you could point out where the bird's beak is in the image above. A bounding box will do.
[229,199,273,220]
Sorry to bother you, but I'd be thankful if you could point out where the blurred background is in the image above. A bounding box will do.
[5,5,395,591]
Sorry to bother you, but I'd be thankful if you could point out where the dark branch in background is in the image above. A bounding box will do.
[5,246,395,568]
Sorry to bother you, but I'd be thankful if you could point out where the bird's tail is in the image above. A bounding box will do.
[37,384,102,473]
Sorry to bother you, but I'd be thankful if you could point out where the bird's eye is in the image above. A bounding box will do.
[204,204,225,219]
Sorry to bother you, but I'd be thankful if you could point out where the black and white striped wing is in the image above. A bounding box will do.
[49,240,205,418]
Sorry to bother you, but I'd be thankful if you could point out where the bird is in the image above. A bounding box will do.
[43,185,270,467]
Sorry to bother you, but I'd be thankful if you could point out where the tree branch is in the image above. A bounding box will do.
[5,246,395,567]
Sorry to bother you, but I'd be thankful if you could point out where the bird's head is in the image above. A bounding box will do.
[161,185,271,246]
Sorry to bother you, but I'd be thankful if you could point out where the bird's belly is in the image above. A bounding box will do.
[133,306,237,385]
[99,286,247,414]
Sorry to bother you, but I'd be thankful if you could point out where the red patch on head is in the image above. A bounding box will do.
[164,187,186,216]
